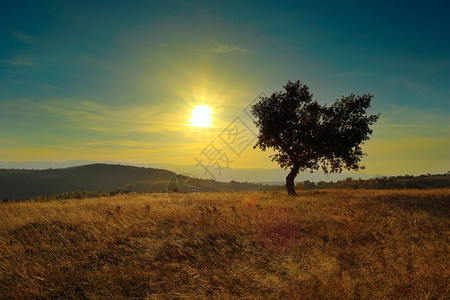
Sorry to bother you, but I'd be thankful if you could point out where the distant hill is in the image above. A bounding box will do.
[0,164,266,200]
[0,164,176,200]
[0,160,377,183]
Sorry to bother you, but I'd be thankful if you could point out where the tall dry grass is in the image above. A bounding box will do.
[0,189,449,299]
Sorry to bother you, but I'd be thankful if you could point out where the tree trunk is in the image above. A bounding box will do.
[286,162,300,195]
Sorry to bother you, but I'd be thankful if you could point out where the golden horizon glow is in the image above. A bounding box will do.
[190,104,213,127]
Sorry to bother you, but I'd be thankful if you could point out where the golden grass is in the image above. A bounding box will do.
[0,189,449,299]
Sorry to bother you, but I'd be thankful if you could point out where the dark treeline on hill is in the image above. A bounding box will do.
[293,173,450,190]
[1,164,447,201]
[0,164,174,200]
[0,164,265,201]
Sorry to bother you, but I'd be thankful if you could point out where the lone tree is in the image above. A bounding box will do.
[251,80,379,195]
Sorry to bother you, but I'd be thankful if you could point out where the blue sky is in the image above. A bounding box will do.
[1,0,449,176]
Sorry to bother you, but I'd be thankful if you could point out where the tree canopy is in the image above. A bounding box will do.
[251,80,379,195]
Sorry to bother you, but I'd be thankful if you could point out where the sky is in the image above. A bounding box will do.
[0,0,449,178]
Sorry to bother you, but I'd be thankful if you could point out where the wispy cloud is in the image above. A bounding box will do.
[10,32,35,44]
[331,72,380,79]
[372,105,450,140]
[208,43,249,54]
[1,56,36,67]
[332,71,431,95]
[0,138,19,144]
[0,97,193,135]
[358,105,450,174]
[34,84,59,91]
[390,77,429,95]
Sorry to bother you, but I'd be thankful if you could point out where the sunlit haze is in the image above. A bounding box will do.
[0,0,449,178]
[190,105,213,127]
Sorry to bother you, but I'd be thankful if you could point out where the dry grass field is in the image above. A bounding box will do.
[0,189,449,299]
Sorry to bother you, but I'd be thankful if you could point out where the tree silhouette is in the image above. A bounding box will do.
[251,80,379,195]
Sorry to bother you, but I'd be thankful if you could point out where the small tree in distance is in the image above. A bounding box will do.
[251,80,379,195]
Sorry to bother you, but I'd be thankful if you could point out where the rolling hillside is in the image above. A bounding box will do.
[0,164,265,200]
[0,164,175,200]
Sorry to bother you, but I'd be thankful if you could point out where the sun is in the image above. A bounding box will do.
[190,105,213,127]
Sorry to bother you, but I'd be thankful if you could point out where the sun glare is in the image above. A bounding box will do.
[190,105,213,127]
